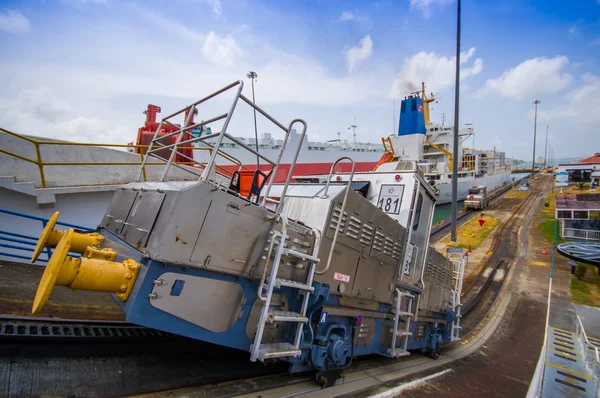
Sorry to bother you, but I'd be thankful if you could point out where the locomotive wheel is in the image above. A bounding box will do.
[315,370,342,388]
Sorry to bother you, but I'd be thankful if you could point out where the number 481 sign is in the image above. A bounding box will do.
[377,184,405,215]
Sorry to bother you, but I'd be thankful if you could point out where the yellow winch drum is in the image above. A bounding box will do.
[32,229,140,314]
[30,211,104,263]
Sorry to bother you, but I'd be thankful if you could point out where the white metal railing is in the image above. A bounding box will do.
[135,80,308,217]
[562,228,600,241]
[576,315,600,395]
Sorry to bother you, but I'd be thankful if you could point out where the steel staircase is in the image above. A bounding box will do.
[387,288,414,358]
[448,253,465,341]
[250,215,320,362]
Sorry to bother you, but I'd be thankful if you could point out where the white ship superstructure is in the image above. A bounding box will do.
[380,83,513,202]
[132,84,513,204]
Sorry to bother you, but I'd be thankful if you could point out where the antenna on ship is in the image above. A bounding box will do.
[337,132,341,142]
[247,71,260,168]
[465,123,474,150]
[441,113,446,126]
[348,118,357,147]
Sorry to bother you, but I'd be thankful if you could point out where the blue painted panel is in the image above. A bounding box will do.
[398,97,426,136]
[99,229,459,370]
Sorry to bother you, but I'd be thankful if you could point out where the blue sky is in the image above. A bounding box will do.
[0,0,599,160]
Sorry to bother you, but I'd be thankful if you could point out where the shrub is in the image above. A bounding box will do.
[544,201,550,207]
[574,264,587,281]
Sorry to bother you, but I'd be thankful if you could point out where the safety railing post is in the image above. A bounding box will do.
[34,142,47,188]
[138,151,148,182]
[263,119,308,216]
[315,156,356,275]
[201,81,244,182]
[136,120,164,182]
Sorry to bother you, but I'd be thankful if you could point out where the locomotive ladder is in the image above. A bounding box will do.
[250,214,321,362]
[387,288,414,358]
[448,253,465,341]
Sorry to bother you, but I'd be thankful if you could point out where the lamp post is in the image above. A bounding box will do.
[450,0,461,244]
[531,100,540,178]
[544,125,549,169]
[247,71,260,167]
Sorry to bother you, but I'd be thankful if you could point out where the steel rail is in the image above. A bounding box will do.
[0,316,170,340]
[460,176,545,298]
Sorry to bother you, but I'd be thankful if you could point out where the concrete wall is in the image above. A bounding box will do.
[0,131,201,187]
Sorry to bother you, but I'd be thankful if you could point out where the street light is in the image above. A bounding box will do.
[450,0,461,244]
[531,100,540,179]
[544,125,549,169]
[247,71,259,167]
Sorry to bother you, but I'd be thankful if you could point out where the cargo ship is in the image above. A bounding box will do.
[132,83,512,204]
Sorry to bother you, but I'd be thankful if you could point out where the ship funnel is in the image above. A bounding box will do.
[398,96,426,136]
[31,212,104,262]
[32,229,140,314]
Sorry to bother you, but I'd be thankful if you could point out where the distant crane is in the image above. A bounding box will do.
[348,118,357,146]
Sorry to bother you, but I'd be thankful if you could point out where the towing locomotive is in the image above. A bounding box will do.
[30,81,464,384]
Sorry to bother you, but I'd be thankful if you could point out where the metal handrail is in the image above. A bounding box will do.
[0,208,93,263]
[447,252,465,342]
[315,156,356,275]
[128,81,310,219]
[576,315,600,380]
[262,119,309,216]
[0,126,249,187]
[562,228,600,241]
[134,82,258,183]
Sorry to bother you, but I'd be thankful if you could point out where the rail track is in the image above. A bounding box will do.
[1,176,546,397]
[461,176,546,300]
[429,177,529,239]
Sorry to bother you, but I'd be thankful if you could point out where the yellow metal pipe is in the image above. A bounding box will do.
[0,127,40,144]
[34,142,47,188]
[3,126,250,178]
[32,229,140,314]
[31,212,104,262]
[55,256,138,296]
[0,148,37,164]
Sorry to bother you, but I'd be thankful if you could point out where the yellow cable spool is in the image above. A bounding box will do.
[31,211,104,262]
[32,229,141,314]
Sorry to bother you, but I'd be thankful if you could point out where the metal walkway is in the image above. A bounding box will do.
[541,326,599,398]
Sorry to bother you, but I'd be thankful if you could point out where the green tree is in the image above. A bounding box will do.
[576,182,590,193]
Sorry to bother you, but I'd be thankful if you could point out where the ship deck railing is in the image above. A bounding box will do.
[0,126,249,188]
[0,208,93,264]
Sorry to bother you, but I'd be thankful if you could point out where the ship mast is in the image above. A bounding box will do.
[419,82,436,127]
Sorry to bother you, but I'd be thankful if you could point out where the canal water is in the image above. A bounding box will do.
[431,172,531,224]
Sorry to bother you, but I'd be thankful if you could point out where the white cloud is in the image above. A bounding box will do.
[0,87,129,143]
[410,0,453,18]
[339,11,364,22]
[568,27,578,39]
[140,8,205,42]
[481,56,573,100]
[538,73,600,126]
[202,31,242,67]
[390,47,483,98]
[0,10,30,34]
[345,35,373,72]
